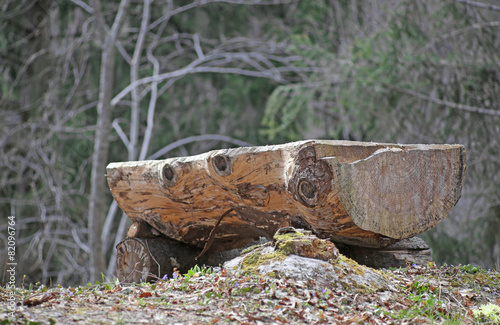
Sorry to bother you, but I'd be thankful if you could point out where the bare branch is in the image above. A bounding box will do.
[455,0,500,11]
[105,212,128,279]
[112,118,130,147]
[115,41,132,64]
[101,200,118,250]
[129,0,151,160]
[390,85,500,117]
[139,45,160,160]
[70,0,95,14]
[112,64,286,106]
[72,228,91,253]
[193,33,204,59]
[417,21,500,55]
[148,134,253,160]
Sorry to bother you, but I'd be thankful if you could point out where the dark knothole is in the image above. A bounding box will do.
[160,164,177,186]
[212,154,232,176]
[163,165,174,181]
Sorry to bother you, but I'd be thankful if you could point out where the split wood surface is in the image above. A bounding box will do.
[107,140,465,252]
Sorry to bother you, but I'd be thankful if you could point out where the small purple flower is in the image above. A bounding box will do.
[235,282,239,287]
[162,274,169,281]
[321,288,326,294]
[172,272,178,280]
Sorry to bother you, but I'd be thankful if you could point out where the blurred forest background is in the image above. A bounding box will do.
[1,0,499,286]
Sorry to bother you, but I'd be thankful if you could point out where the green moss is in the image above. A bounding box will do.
[242,251,260,266]
[335,254,366,277]
[239,245,288,275]
[241,244,261,255]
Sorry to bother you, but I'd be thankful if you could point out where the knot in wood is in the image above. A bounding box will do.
[211,154,232,176]
[298,179,316,199]
[160,163,177,187]
[289,147,332,207]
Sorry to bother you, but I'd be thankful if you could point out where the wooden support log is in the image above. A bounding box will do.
[115,234,267,283]
[107,140,465,252]
[116,236,200,283]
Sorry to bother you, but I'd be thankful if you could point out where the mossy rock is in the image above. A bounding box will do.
[223,229,389,292]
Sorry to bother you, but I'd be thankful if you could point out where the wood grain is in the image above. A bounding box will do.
[107,140,465,250]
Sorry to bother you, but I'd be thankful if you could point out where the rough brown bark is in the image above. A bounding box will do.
[107,140,466,252]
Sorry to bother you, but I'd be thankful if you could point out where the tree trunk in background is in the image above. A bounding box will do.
[88,0,130,282]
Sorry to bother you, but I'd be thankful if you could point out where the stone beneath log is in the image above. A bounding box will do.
[223,229,388,292]
[336,237,433,269]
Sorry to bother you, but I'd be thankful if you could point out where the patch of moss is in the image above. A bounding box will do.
[335,254,366,277]
[239,246,288,275]
[242,251,260,266]
[241,244,261,255]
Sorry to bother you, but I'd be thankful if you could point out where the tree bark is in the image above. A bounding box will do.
[88,0,130,282]
[107,140,465,251]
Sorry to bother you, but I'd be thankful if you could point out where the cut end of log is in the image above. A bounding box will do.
[329,144,466,239]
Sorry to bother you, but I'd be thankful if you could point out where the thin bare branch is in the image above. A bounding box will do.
[193,33,204,59]
[455,0,500,11]
[112,64,286,106]
[101,200,118,250]
[72,228,91,253]
[115,41,132,64]
[148,134,253,160]
[390,85,500,117]
[130,0,151,160]
[417,21,500,55]
[139,47,160,160]
[70,0,95,14]
[105,212,128,279]
[112,118,130,147]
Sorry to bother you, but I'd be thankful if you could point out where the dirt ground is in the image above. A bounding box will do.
[1,263,499,324]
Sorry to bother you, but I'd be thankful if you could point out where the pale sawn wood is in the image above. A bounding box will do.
[107,140,465,250]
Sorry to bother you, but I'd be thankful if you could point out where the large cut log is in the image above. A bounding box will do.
[107,140,465,252]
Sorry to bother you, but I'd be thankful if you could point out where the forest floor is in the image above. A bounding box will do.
[1,262,499,324]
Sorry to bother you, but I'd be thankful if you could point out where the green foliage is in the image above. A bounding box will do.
[261,84,313,141]
[182,265,213,282]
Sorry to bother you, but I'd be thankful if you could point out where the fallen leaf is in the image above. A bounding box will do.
[139,291,152,298]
